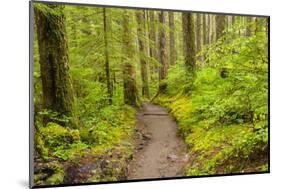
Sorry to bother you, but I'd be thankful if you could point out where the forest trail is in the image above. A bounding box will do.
[127,103,189,180]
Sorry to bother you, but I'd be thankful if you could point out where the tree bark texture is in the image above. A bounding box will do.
[158,11,168,92]
[103,8,113,104]
[182,13,196,73]
[122,10,138,106]
[35,4,76,127]
[136,10,150,98]
[216,15,226,40]
[168,12,176,65]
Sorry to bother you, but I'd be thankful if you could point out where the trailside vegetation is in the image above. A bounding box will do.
[155,16,268,175]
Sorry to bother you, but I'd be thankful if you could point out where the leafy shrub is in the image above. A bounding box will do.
[40,122,80,148]
[53,142,89,161]
[41,109,73,124]
[165,63,191,96]
[80,105,136,148]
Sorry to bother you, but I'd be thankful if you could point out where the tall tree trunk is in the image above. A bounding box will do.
[196,14,202,54]
[144,10,152,82]
[227,16,232,29]
[242,17,246,36]
[182,12,196,91]
[156,13,162,65]
[231,16,235,26]
[136,10,150,98]
[209,14,213,44]
[255,17,263,34]
[216,15,226,40]
[168,12,176,65]
[144,11,151,58]
[122,10,137,106]
[103,8,112,104]
[158,11,168,92]
[35,4,77,127]
[203,14,207,45]
[148,11,158,75]
[226,16,229,30]
[246,16,253,37]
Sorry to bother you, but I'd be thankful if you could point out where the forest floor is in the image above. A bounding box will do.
[127,103,189,179]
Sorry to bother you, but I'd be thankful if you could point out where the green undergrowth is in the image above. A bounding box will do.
[34,105,136,185]
[36,105,135,161]
[155,94,268,176]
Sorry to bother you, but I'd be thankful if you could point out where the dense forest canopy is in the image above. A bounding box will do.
[32,2,268,186]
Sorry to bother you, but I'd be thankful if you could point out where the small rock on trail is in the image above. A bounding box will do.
[167,154,178,162]
[127,103,188,180]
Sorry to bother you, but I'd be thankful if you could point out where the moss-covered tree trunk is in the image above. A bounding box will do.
[196,14,202,54]
[246,17,253,37]
[148,11,155,59]
[216,15,226,40]
[148,11,158,77]
[196,14,203,62]
[203,14,207,45]
[35,4,76,127]
[255,17,264,34]
[209,14,213,44]
[225,16,229,30]
[122,10,137,106]
[227,16,230,29]
[136,10,150,99]
[158,11,168,92]
[168,12,176,65]
[182,12,196,91]
[103,8,113,104]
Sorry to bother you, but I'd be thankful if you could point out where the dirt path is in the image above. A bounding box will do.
[127,103,189,180]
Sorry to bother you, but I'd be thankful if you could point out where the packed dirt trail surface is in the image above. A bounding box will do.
[127,103,189,180]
